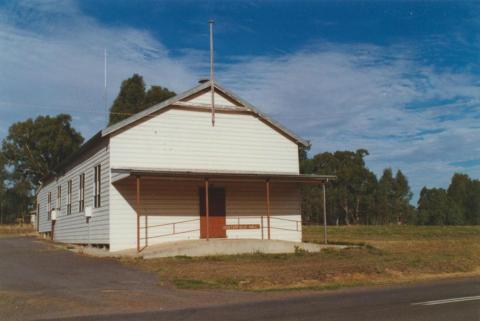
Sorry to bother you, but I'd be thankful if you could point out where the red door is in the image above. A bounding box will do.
[199,187,226,238]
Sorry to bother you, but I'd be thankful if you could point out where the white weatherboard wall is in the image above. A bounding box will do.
[37,140,110,244]
[224,182,302,242]
[109,178,301,251]
[110,178,200,251]
[110,109,299,174]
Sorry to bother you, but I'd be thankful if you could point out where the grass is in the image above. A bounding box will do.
[0,224,35,236]
[123,225,480,291]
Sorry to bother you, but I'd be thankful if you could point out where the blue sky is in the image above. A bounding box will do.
[0,0,479,202]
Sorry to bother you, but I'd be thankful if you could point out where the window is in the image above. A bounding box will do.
[94,164,101,208]
[79,173,85,212]
[67,180,72,215]
[56,185,61,211]
[47,192,52,221]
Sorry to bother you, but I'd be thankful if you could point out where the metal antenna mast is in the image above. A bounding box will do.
[104,48,108,124]
[209,20,215,126]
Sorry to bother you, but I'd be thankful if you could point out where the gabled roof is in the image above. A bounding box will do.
[40,81,309,186]
[101,80,309,147]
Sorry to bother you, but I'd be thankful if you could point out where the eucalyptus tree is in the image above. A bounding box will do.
[1,114,83,222]
[1,114,84,188]
[109,74,176,125]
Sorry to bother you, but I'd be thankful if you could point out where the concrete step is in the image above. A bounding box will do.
[138,239,346,259]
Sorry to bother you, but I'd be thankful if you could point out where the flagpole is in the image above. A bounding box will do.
[209,20,215,127]
[104,48,108,124]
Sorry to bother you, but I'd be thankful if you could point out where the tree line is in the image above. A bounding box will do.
[0,74,478,225]
[300,148,480,225]
[418,174,480,225]
[0,114,84,223]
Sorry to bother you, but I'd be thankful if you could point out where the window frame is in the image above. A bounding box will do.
[47,192,52,221]
[79,173,85,213]
[67,180,72,215]
[94,164,101,208]
[56,185,61,212]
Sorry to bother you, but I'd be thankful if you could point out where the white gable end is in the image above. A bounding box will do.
[103,81,307,147]
[185,90,239,107]
[110,109,299,174]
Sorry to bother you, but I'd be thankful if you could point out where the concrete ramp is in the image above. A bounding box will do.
[135,239,345,259]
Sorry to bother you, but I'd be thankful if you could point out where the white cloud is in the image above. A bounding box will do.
[218,46,480,200]
[0,0,201,138]
[1,1,479,201]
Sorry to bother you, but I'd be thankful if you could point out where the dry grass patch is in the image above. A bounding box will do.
[123,225,480,291]
[0,224,34,236]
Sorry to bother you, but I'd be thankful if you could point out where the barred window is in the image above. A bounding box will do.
[79,173,85,212]
[94,164,101,208]
[47,192,52,221]
[56,185,61,211]
[67,180,72,215]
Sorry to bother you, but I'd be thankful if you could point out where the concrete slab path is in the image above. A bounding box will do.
[136,239,346,259]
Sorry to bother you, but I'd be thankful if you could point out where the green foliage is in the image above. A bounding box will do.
[144,85,176,108]
[0,154,7,223]
[393,170,414,223]
[108,74,176,126]
[447,173,480,225]
[301,149,414,225]
[376,168,395,224]
[466,181,480,225]
[0,114,83,223]
[447,173,470,211]
[1,114,83,188]
[1,180,32,224]
[416,173,480,225]
[298,144,311,172]
[303,149,388,225]
[108,74,145,126]
[417,187,464,225]
[376,169,414,224]
[0,154,6,195]
[301,148,479,226]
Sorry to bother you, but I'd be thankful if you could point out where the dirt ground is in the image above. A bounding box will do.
[1,226,479,320]
[124,225,480,291]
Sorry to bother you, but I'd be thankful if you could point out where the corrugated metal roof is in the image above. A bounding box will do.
[111,167,335,184]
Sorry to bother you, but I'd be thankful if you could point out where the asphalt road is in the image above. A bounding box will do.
[0,236,267,321]
[36,276,479,321]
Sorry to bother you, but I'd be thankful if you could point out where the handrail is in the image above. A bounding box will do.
[228,215,301,232]
[139,217,200,242]
[140,228,199,241]
[138,215,301,245]
[140,218,199,230]
[270,216,299,223]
